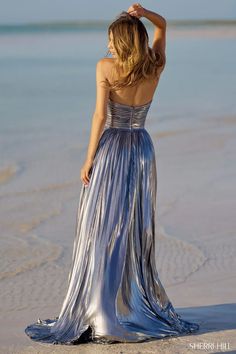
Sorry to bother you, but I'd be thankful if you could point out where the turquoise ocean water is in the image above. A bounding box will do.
[1,21,236,153]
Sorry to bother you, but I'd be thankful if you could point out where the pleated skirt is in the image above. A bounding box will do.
[25,127,199,344]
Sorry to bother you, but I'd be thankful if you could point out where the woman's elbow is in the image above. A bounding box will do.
[93,112,106,123]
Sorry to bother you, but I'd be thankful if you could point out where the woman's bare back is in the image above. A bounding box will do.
[104,58,161,107]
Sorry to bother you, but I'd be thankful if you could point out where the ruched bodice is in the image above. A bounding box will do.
[105,98,152,130]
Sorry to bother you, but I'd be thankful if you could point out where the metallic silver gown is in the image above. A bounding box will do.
[25,98,199,345]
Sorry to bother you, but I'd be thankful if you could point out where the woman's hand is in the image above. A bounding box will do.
[127,3,146,18]
[80,158,93,186]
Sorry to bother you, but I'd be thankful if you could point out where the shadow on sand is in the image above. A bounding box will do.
[177,303,236,334]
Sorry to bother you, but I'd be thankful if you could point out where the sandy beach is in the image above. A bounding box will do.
[1,108,235,353]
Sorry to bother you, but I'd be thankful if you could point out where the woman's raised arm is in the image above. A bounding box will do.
[127,4,166,67]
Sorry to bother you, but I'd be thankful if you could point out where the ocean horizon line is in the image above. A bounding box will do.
[0,18,236,34]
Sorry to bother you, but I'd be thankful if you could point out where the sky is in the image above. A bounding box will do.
[0,0,236,24]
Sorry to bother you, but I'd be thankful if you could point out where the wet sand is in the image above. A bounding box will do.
[0,110,235,353]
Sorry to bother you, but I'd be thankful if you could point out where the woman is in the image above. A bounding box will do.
[25,3,200,345]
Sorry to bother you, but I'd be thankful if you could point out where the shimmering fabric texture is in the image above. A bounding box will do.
[25,98,200,345]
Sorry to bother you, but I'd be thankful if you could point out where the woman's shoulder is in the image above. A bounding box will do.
[96,58,115,81]
[97,57,115,68]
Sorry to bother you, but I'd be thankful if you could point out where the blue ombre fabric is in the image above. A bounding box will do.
[25,98,199,344]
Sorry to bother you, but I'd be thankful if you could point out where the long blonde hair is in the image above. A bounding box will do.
[104,11,165,91]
